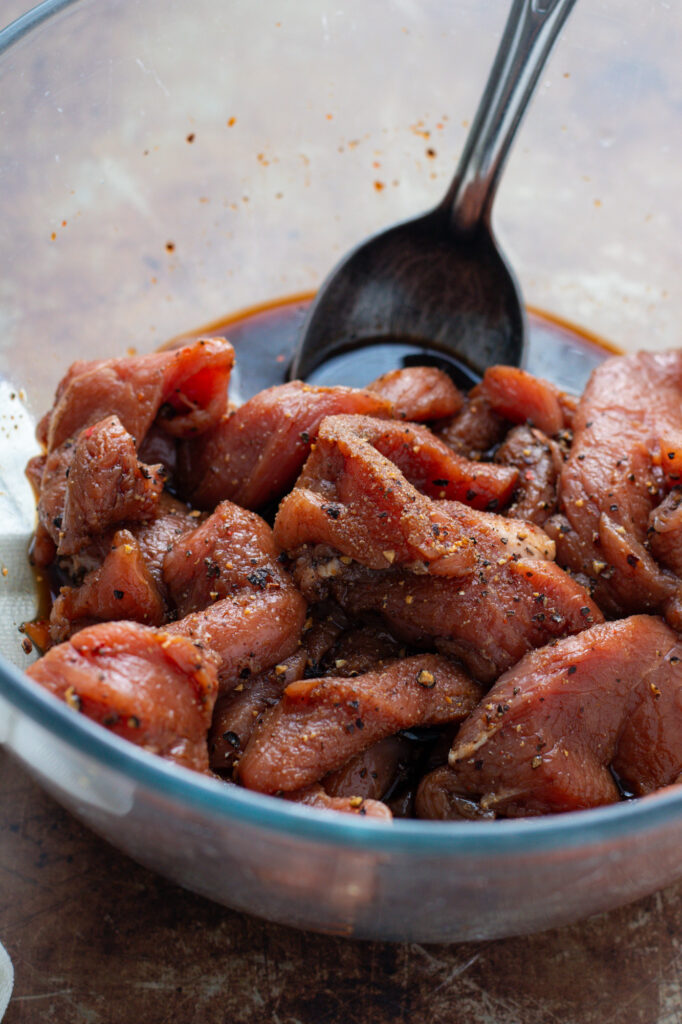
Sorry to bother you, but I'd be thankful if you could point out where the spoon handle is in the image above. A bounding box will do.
[444,0,578,234]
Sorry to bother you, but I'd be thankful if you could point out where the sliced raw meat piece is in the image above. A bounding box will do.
[285,784,393,820]
[415,767,497,820]
[478,365,576,436]
[50,529,165,643]
[274,415,520,576]
[44,338,234,452]
[238,654,481,794]
[167,585,307,692]
[178,380,394,510]
[495,425,563,525]
[209,650,307,776]
[310,415,516,509]
[446,615,682,816]
[366,366,463,421]
[132,494,200,590]
[649,488,682,577]
[323,735,415,802]
[436,386,507,460]
[547,351,682,624]
[306,546,601,684]
[59,416,165,555]
[163,500,290,617]
[26,620,219,773]
[208,608,346,774]
[320,619,404,678]
[286,491,590,683]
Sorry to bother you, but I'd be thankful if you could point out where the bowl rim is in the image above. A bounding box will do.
[0,0,81,51]
[2,0,681,864]
[3,651,682,856]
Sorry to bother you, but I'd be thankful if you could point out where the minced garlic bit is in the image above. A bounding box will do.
[531,755,543,769]
[382,549,396,564]
[349,796,364,808]
[274,664,288,676]
[335,659,347,669]
[417,668,436,688]
[64,685,81,711]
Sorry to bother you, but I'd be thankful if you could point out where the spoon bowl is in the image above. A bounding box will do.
[294,210,525,384]
[291,0,578,383]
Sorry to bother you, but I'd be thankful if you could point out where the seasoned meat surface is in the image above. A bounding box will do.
[50,529,165,643]
[546,350,682,626]
[436,387,507,460]
[495,425,563,526]
[59,416,165,555]
[238,654,482,793]
[366,366,464,421]
[44,338,234,452]
[479,365,576,437]
[178,380,394,510]
[302,547,601,684]
[163,500,289,617]
[167,585,307,692]
[27,620,220,773]
[446,615,682,816]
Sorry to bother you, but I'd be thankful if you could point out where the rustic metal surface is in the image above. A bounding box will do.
[1,749,680,1024]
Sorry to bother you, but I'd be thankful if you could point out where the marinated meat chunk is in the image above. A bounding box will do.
[58,416,165,555]
[436,387,507,460]
[478,365,576,436]
[649,488,682,577]
[275,430,473,577]
[163,500,290,617]
[303,543,601,683]
[43,338,234,453]
[132,494,200,591]
[50,529,165,643]
[415,767,496,820]
[330,416,517,510]
[238,654,482,794]
[208,611,345,774]
[178,380,394,510]
[162,499,308,696]
[167,585,307,692]
[495,425,563,525]
[274,414,520,577]
[26,620,220,773]
[285,784,393,820]
[366,366,464,421]
[320,619,404,678]
[547,351,682,625]
[323,735,415,802]
[209,650,308,775]
[446,616,682,816]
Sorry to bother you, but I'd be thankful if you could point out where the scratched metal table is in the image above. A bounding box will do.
[1,749,681,1024]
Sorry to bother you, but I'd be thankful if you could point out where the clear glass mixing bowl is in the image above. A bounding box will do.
[0,0,680,942]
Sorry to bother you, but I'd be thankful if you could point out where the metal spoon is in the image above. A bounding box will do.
[290,0,578,384]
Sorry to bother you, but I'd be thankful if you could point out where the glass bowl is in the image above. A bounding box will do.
[0,0,680,942]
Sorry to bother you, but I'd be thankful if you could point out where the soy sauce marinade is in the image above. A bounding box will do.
[169,292,620,402]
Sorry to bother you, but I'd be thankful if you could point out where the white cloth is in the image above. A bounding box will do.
[0,941,13,1021]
